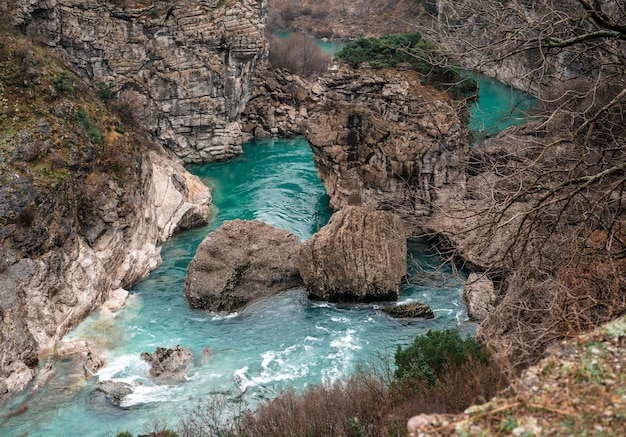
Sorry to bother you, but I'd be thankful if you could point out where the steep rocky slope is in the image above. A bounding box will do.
[11,0,267,163]
[0,32,210,401]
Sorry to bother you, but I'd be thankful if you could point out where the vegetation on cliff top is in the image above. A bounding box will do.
[334,33,477,99]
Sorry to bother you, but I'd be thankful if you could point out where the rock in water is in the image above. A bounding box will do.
[382,302,434,319]
[140,345,193,379]
[184,220,303,312]
[89,380,134,408]
[463,273,497,321]
[299,206,407,302]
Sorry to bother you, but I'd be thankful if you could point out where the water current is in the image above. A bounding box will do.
[0,77,534,437]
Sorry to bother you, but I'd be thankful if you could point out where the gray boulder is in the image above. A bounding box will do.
[140,345,193,379]
[89,380,133,408]
[184,220,303,312]
[299,206,407,302]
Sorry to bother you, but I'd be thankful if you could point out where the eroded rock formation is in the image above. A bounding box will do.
[299,206,407,302]
[306,67,470,227]
[12,0,267,163]
[184,220,303,312]
[462,273,497,321]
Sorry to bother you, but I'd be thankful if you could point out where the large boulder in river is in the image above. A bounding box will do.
[89,380,134,408]
[300,206,407,302]
[184,220,303,312]
[382,302,434,319]
[140,345,193,379]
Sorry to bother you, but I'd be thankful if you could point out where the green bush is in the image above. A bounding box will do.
[52,70,75,94]
[77,108,102,144]
[95,81,114,103]
[335,33,477,100]
[394,329,490,388]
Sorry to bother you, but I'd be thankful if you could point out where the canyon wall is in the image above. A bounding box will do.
[13,0,267,163]
[0,148,211,401]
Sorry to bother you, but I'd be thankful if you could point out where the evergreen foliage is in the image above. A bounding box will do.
[394,329,490,388]
[335,33,477,99]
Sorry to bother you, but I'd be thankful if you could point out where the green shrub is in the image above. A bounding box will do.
[52,70,74,94]
[95,81,114,103]
[335,33,477,99]
[394,329,490,388]
[116,432,133,437]
[77,108,102,144]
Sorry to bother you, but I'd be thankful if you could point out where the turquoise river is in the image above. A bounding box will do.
[0,77,534,437]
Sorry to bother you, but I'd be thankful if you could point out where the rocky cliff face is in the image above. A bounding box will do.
[0,149,210,400]
[0,31,213,400]
[306,67,470,228]
[13,0,267,163]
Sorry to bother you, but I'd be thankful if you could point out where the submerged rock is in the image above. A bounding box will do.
[299,206,407,302]
[140,345,193,379]
[382,302,434,319]
[184,220,303,312]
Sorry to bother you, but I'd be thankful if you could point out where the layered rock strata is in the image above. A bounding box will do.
[13,0,267,163]
[306,67,470,227]
[184,220,303,312]
[299,206,407,302]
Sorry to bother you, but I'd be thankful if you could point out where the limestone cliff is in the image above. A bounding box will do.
[12,0,267,163]
[0,34,211,401]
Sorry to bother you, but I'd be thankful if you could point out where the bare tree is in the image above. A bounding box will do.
[424,0,626,368]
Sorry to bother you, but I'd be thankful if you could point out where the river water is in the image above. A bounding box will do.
[0,78,533,437]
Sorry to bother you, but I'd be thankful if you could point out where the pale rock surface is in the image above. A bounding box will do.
[299,206,407,302]
[0,152,211,399]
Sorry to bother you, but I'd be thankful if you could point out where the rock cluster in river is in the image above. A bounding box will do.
[184,220,303,312]
[14,0,267,163]
[300,206,407,302]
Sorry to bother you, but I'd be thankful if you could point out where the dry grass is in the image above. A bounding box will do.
[407,315,626,436]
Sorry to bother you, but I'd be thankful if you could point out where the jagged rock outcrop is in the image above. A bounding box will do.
[184,220,303,312]
[382,302,434,319]
[241,67,321,139]
[140,345,193,379]
[12,0,267,163]
[299,206,407,302]
[306,67,470,227]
